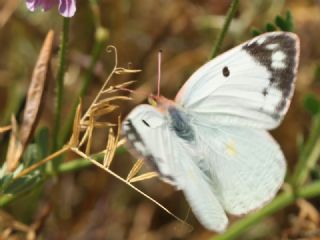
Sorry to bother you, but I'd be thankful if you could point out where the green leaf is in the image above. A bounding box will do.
[251,28,262,37]
[265,23,277,32]
[0,174,13,193]
[251,10,295,36]
[2,173,41,195]
[275,11,294,32]
[303,94,320,115]
[23,144,41,167]
[275,16,287,30]
[285,10,294,31]
[35,127,49,159]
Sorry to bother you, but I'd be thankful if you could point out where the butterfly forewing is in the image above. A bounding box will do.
[176,32,299,130]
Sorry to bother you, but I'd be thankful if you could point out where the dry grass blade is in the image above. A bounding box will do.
[91,96,132,108]
[85,115,94,155]
[91,105,118,118]
[100,81,136,94]
[0,125,11,133]
[129,172,159,183]
[69,100,82,147]
[6,115,23,172]
[106,116,121,168]
[103,128,115,167]
[78,126,90,148]
[126,159,144,181]
[91,122,116,128]
[115,68,141,74]
[7,30,54,172]
[117,138,126,147]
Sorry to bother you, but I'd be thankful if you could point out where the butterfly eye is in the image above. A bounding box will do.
[223,66,230,77]
[142,119,150,127]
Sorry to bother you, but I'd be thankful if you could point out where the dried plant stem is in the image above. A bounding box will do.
[213,181,320,240]
[52,18,70,152]
[70,147,191,230]
[210,0,239,59]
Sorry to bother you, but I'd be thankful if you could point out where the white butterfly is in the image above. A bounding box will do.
[122,32,300,232]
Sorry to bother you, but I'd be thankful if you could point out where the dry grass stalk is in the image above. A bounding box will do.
[11,46,189,229]
[13,146,70,179]
[70,147,189,228]
[6,30,54,172]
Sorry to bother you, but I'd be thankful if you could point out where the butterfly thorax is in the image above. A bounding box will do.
[150,95,195,142]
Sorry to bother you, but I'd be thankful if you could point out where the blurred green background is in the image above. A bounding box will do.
[0,0,320,239]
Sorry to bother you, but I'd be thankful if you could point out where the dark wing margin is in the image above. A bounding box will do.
[242,32,300,119]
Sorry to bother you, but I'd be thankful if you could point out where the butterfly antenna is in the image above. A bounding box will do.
[157,49,162,98]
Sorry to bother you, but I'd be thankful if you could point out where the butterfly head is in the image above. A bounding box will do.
[148,94,175,112]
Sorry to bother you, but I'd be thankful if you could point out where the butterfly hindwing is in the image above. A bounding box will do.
[175,32,299,130]
[193,123,286,215]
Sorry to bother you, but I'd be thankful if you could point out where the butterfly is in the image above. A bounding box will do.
[121,32,300,232]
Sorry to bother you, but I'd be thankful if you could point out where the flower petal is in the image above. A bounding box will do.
[26,0,57,12]
[58,0,76,17]
[26,0,41,11]
[42,0,58,11]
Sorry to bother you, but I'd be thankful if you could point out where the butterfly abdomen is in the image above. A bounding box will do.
[168,107,195,142]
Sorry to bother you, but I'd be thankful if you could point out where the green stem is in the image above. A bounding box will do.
[291,114,320,187]
[52,18,70,152]
[54,152,104,174]
[212,181,320,240]
[210,0,239,59]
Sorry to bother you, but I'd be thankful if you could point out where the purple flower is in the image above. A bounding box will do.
[26,0,76,17]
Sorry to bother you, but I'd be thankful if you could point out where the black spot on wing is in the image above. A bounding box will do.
[142,119,150,127]
[242,32,299,118]
[223,66,230,77]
